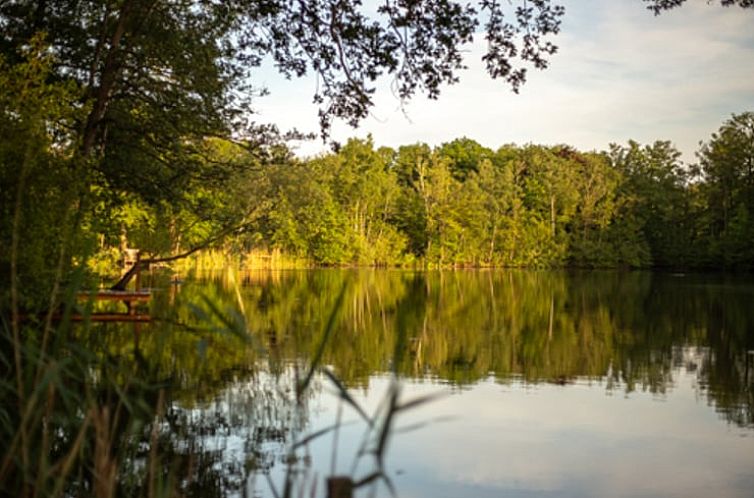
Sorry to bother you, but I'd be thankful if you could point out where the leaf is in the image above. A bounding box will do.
[353,471,382,488]
[374,381,401,468]
[292,420,355,449]
[393,415,457,434]
[394,391,446,413]
[297,282,348,398]
[320,367,372,427]
[200,294,251,343]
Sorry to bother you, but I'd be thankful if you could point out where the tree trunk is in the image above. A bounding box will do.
[488,223,496,264]
[82,0,134,156]
[550,194,556,238]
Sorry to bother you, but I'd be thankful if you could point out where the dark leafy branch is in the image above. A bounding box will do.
[644,0,754,14]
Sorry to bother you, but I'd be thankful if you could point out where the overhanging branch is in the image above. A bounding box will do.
[110,222,244,290]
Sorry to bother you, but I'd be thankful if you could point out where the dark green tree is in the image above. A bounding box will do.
[697,112,754,268]
[609,140,691,268]
[437,137,493,181]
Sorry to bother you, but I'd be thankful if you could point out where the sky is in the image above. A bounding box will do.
[251,0,754,162]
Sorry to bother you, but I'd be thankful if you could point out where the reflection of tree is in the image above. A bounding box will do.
[701,352,753,426]
[151,369,309,497]
[172,269,752,427]
[86,268,754,473]
[71,312,315,497]
[52,267,750,498]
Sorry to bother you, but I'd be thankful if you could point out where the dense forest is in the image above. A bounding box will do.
[91,113,754,273]
[2,41,754,306]
[1,1,752,313]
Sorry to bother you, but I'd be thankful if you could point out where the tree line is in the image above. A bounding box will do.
[117,112,753,271]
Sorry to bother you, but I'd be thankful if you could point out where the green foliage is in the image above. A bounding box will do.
[696,112,754,269]
[2,3,753,496]
[609,140,691,268]
[0,37,89,309]
[437,137,493,180]
[3,15,753,313]
[144,117,752,271]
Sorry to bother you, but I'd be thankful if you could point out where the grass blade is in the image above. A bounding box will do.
[292,421,355,450]
[374,381,400,468]
[297,282,348,399]
[320,367,372,427]
[394,391,446,413]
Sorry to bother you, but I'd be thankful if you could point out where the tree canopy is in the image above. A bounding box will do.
[197,119,753,270]
[1,0,750,211]
[1,0,750,171]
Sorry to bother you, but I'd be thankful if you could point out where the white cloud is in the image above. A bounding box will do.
[253,0,754,161]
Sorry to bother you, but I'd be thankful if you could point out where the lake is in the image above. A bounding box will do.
[90,269,754,498]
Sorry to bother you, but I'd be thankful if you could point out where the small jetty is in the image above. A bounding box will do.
[21,248,163,323]
[71,248,153,322]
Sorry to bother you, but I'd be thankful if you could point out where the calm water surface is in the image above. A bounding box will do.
[97,270,754,497]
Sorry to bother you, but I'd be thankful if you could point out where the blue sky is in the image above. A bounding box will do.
[252,0,754,162]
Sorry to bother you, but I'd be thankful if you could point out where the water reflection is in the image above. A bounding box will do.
[86,269,754,497]
[138,270,752,426]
